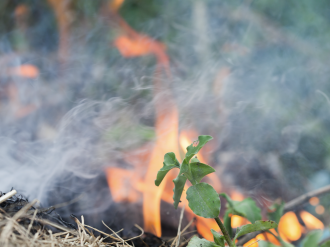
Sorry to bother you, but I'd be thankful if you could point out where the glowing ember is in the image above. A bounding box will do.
[315,205,325,215]
[309,197,319,206]
[278,211,302,241]
[300,210,324,230]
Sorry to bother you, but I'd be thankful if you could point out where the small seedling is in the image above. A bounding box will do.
[155,135,277,247]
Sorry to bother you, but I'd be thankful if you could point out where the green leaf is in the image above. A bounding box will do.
[219,193,261,223]
[223,211,233,238]
[189,162,215,184]
[301,230,322,247]
[233,220,278,241]
[279,239,295,247]
[211,229,225,247]
[187,235,220,247]
[190,156,200,163]
[320,240,330,247]
[173,160,189,209]
[173,175,187,209]
[233,198,261,223]
[184,135,213,163]
[219,193,234,207]
[155,152,180,186]
[267,201,284,224]
[258,240,280,247]
[186,183,220,218]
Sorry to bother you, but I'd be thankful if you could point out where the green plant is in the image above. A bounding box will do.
[262,201,330,247]
[155,135,278,247]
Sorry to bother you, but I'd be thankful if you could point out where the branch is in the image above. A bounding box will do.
[236,184,330,246]
[284,184,330,212]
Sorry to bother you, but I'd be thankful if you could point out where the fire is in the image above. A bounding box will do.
[300,210,324,230]
[9,64,39,78]
[262,229,281,246]
[106,0,224,239]
[243,234,266,247]
[106,168,140,203]
[142,106,179,236]
[104,0,177,236]
[114,35,166,58]
[278,211,302,242]
[109,0,125,12]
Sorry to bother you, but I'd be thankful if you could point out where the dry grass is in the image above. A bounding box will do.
[0,198,144,247]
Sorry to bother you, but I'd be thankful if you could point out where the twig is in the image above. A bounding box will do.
[172,205,185,247]
[0,190,17,204]
[284,184,330,212]
[169,218,195,245]
[179,235,195,247]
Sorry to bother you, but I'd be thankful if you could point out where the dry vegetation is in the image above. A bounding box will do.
[0,192,146,247]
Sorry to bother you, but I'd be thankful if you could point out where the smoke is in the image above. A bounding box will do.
[1,0,330,230]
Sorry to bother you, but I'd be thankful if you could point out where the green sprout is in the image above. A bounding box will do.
[155,135,278,247]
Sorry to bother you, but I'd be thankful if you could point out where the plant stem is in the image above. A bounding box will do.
[214,217,236,247]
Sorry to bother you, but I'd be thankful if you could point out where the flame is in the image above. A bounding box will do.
[300,210,324,230]
[9,64,39,78]
[278,211,302,241]
[106,0,224,238]
[106,167,140,202]
[109,0,125,12]
[243,234,266,247]
[114,35,166,58]
[142,107,179,236]
[195,217,220,241]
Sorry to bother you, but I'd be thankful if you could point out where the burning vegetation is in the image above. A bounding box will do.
[2,0,330,246]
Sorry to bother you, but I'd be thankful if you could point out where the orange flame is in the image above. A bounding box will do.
[9,64,39,78]
[243,234,266,247]
[109,0,125,12]
[278,211,302,242]
[300,210,324,230]
[106,167,140,202]
[114,35,166,58]
[106,0,224,238]
[142,107,179,236]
